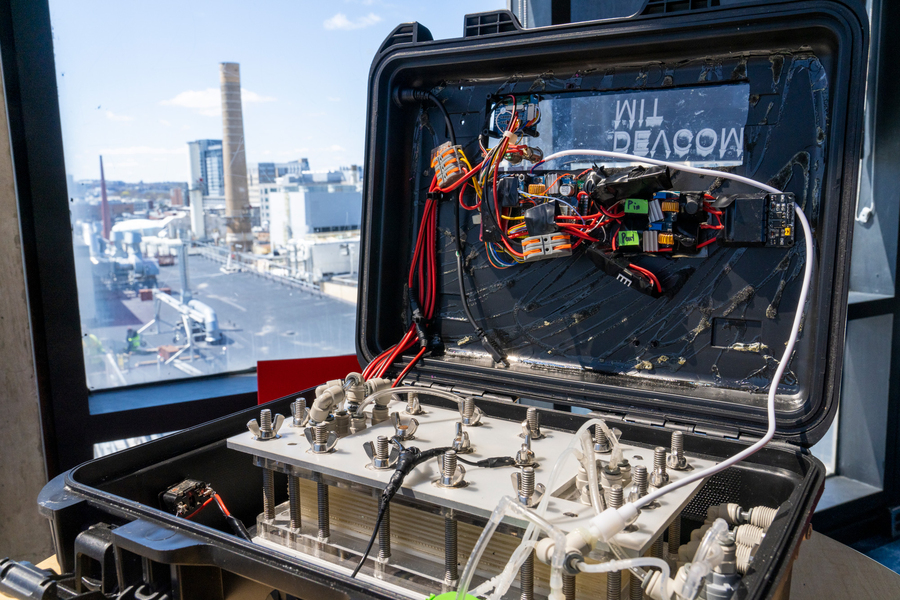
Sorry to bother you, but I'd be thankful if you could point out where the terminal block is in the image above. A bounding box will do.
[430,141,468,189]
[521,233,572,262]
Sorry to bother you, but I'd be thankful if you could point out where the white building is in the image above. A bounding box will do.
[267,183,361,248]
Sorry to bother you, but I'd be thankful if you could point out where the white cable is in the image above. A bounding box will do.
[537,149,814,510]
[535,149,783,196]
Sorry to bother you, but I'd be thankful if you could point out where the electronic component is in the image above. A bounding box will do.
[648,199,664,222]
[523,201,559,235]
[489,94,541,136]
[590,165,672,203]
[766,193,795,247]
[721,192,795,247]
[430,141,468,189]
[521,233,572,261]
[160,479,213,516]
[642,230,658,252]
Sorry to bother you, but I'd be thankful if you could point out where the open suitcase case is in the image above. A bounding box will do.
[7,2,869,599]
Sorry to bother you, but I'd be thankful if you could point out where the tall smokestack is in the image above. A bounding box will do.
[99,155,111,240]
[219,62,251,248]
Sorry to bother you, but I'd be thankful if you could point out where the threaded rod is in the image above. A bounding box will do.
[519,551,534,600]
[317,482,330,540]
[262,469,275,520]
[444,516,458,583]
[378,498,391,560]
[288,475,301,529]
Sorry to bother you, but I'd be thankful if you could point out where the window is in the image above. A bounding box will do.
[48,0,504,392]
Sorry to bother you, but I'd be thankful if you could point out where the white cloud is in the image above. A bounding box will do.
[99,146,187,156]
[325,144,345,152]
[324,12,381,30]
[105,110,134,122]
[158,119,171,127]
[327,96,341,102]
[161,88,275,116]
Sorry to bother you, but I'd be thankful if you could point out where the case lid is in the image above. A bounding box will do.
[356,1,868,447]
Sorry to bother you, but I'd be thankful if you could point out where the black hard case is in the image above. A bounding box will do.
[41,3,867,600]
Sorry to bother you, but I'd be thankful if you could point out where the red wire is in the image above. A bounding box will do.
[213,494,231,517]
[182,496,214,520]
[697,237,718,249]
[392,346,427,388]
[629,264,662,293]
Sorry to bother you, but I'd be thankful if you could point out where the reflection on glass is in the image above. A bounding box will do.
[52,1,505,391]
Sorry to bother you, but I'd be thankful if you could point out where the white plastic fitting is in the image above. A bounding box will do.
[309,383,344,423]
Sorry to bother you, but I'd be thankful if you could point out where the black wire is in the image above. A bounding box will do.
[455,198,485,337]
[422,93,483,339]
[351,505,387,578]
[425,91,456,146]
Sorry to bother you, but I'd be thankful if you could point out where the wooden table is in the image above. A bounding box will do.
[4,531,899,599]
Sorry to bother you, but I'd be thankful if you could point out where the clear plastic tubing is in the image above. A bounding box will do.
[456,496,568,600]
[577,556,671,600]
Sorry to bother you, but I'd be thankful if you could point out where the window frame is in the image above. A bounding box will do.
[1,0,256,475]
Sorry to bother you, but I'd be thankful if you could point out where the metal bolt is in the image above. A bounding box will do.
[593,423,611,453]
[520,407,545,439]
[459,397,483,426]
[288,475,301,529]
[375,436,389,459]
[512,466,545,508]
[608,484,624,509]
[651,535,664,560]
[317,481,330,541]
[435,450,467,488]
[627,465,658,509]
[406,392,423,415]
[364,435,399,470]
[630,570,644,600]
[442,451,457,479]
[563,573,576,600]
[515,433,538,467]
[668,516,682,561]
[305,422,338,454]
[262,468,275,520]
[290,399,307,427]
[444,515,458,585]
[607,485,623,600]
[247,408,285,441]
[378,498,391,561]
[650,447,669,488]
[666,431,690,470]
[462,397,475,419]
[520,551,534,600]
[452,422,472,454]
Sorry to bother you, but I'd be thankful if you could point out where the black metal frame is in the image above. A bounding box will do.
[0,0,257,476]
[810,0,900,544]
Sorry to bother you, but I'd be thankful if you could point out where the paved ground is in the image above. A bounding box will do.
[82,253,357,390]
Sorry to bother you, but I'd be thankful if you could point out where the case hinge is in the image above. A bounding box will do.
[694,424,740,439]
[624,413,666,428]
[663,421,695,433]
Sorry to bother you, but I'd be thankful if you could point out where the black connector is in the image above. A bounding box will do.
[408,294,430,350]
[393,87,456,146]
[481,334,508,365]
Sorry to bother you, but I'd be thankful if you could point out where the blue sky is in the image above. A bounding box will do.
[49,0,505,182]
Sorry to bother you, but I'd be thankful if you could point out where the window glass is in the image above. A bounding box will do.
[50,0,503,390]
